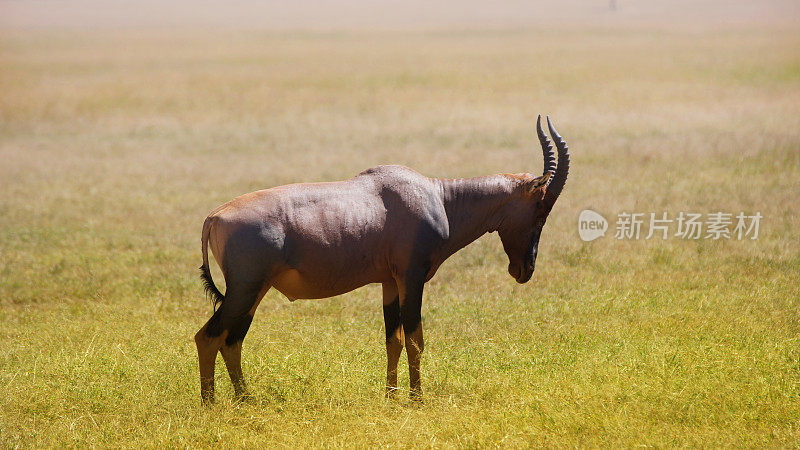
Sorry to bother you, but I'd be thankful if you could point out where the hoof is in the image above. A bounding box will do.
[385,386,400,399]
[409,388,423,403]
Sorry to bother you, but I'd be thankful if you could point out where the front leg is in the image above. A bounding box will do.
[382,281,404,398]
[397,271,426,402]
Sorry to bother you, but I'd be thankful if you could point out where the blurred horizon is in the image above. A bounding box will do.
[1,0,798,31]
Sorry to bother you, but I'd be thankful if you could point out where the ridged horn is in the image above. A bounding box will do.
[537,115,556,182]
[545,116,569,202]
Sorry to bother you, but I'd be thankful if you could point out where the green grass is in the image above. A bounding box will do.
[1,24,799,447]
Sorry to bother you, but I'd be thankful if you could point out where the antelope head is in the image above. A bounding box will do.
[498,115,570,283]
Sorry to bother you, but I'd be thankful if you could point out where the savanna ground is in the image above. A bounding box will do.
[1,2,799,447]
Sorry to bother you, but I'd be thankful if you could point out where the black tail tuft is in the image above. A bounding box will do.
[199,264,224,310]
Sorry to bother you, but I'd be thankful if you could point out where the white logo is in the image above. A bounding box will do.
[578,209,608,242]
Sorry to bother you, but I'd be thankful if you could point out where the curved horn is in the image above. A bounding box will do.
[545,116,569,202]
[537,115,557,180]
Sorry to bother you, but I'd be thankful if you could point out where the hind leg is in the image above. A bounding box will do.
[195,282,264,404]
[219,322,249,399]
[219,284,270,399]
[194,320,227,404]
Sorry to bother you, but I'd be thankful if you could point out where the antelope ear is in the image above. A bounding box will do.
[527,171,551,193]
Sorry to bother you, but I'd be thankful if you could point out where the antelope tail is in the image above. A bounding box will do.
[199,216,224,310]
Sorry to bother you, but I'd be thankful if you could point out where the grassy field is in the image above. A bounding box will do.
[1,19,800,447]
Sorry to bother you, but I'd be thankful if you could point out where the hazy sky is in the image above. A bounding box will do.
[1,0,798,30]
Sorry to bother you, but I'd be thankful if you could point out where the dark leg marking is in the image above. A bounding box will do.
[400,297,422,337]
[204,309,225,338]
[226,314,253,346]
[383,296,402,344]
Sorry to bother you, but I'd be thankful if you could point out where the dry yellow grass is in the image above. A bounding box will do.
[1,14,799,447]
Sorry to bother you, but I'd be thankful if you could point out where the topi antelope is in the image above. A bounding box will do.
[195,115,570,403]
